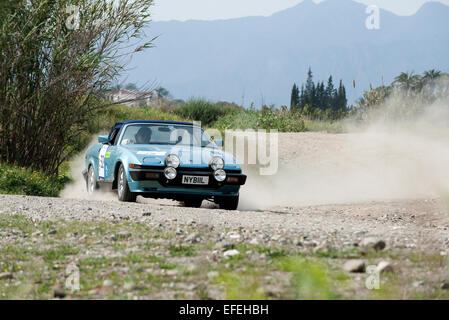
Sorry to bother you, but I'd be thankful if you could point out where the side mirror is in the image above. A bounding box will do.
[214,139,224,147]
[98,135,110,144]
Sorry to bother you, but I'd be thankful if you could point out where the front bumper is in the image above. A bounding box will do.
[127,166,246,197]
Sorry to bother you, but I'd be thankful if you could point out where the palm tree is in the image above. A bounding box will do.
[393,71,422,92]
[423,69,442,81]
[422,69,442,99]
[394,72,412,89]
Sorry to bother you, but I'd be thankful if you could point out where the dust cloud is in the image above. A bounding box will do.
[240,89,449,210]
[60,137,117,201]
[61,86,449,210]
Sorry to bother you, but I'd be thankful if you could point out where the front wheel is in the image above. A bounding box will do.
[216,195,239,210]
[117,164,137,202]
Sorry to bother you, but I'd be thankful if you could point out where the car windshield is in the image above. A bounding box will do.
[119,124,215,147]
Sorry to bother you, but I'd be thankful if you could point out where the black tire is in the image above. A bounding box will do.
[86,165,99,195]
[217,195,239,210]
[117,164,137,202]
[183,197,203,208]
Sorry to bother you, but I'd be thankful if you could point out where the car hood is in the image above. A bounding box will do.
[121,144,240,169]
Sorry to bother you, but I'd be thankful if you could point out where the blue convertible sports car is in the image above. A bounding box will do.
[82,120,247,210]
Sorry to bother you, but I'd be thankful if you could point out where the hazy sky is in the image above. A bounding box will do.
[151,0,449,21]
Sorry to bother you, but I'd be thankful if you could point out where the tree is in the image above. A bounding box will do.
[423,69,442,81]
[292,68,347,119]
[125,83,139,91]
[0,0,155,174]
[299,84,306,109]
[109,82,139,92]
[336,80,347,112]
[356,70,449,117]
[316,81,325,110]
[422,69,442,98]
[393,71,422,92]
[325,76,335,110]
[304,67,315,107]
[290,83,300,110]
[156,86,171,99]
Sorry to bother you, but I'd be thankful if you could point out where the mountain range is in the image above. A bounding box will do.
[125,0,449,106]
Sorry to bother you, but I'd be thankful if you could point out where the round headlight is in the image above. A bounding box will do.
[165,154,180,168]
[209,156,224,171]
[164,167,177,180]
[214,169,226,182]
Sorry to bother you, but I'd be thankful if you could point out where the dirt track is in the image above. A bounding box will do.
[1,194,449,253]
[2,132,449,299]
[1,193,449,249]
[54,131,449,252]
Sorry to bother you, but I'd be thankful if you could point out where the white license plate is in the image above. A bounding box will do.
[182,175,209,185]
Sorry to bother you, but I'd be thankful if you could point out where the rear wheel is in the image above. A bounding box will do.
[216,195,239,210]
[86,165,99,195]
[183,197,203,208]
[117,164,137,202]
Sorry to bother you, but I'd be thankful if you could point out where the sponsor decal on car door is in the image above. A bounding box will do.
[103,147,116,182]
[98,145,109,180]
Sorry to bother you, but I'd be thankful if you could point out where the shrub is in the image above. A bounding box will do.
[214,108,307,132]
[0,0,154,175]
[214,106,346,133]
[174,98,240,127]
[0,163,70,197]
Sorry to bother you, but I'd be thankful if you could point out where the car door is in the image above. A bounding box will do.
[102,128,121,183]
[97,143,110,182]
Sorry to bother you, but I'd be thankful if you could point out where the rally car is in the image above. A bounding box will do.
[82,120,246,210]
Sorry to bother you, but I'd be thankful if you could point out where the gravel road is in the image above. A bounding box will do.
[2,132,449,299]
[1,194,449,253]
[5,131,449,253]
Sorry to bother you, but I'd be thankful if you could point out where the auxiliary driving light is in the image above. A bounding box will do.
[209,156,224,171]
[164,167,177,180]
[165,154,180,168]
[214,169,226,182]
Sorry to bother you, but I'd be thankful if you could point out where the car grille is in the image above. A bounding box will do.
[129,166,245,188]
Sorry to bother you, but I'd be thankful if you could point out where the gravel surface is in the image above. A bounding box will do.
[2,132,449,299]
[1,194,449,252]
[4,131,449,253]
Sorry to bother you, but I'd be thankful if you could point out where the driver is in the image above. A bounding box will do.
[135,127,152,144]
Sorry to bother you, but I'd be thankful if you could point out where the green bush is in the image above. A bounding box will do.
[174,98,240,127]
[0,163,70,197]
[214,107,345,133]
[214,108,307,132]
